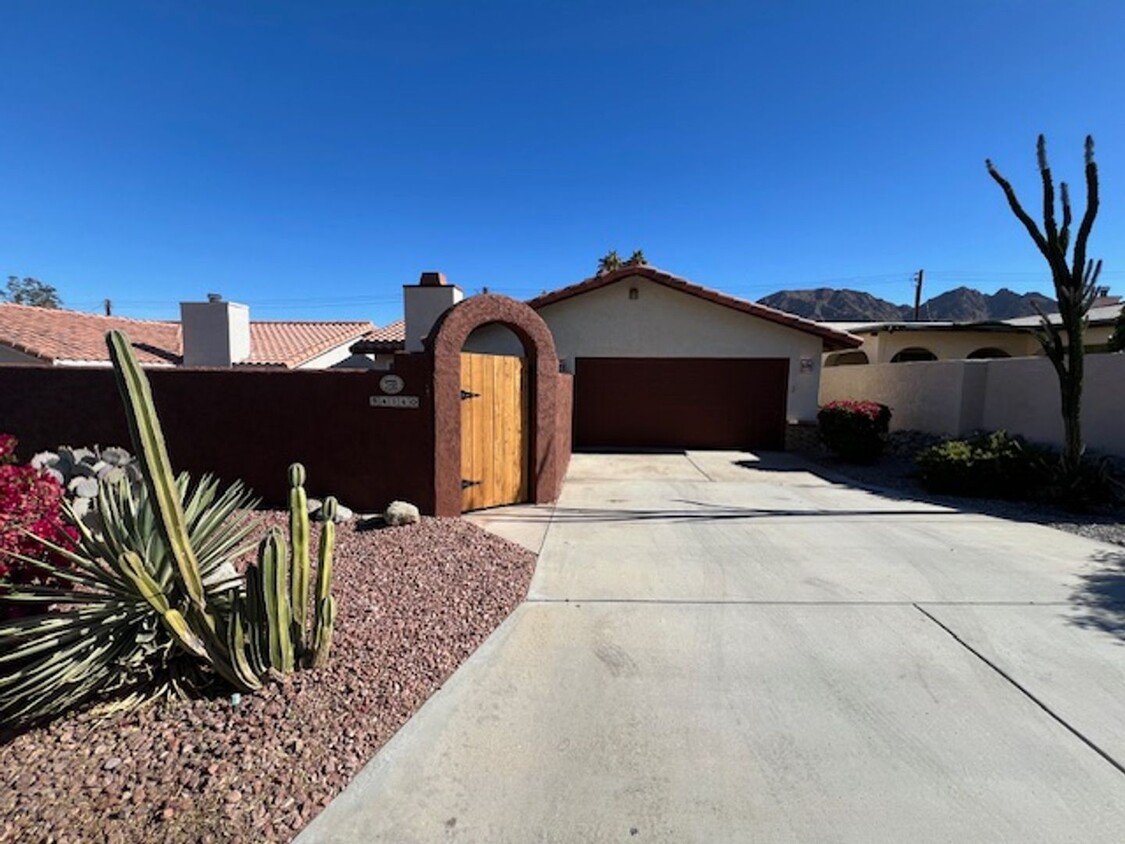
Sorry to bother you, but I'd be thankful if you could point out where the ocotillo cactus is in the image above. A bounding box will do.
[288,463,311,656]
[311,496,337,668]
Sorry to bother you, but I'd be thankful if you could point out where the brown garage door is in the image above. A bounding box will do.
[574,357,789,449]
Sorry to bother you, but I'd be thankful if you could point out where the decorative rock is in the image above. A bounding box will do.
[384,500,420,527]
[311,501,353,523]
[68,476,100,498]
[306,498,323,515]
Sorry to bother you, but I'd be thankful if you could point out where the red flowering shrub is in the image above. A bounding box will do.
[817,400,892,463]
[0,437,77,619]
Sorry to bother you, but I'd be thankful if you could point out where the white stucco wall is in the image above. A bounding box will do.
[820,353,1125,456]
[531,277,827,422]
[834,329,1041,365]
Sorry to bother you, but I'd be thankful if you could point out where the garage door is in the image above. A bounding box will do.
[574,357,789,449]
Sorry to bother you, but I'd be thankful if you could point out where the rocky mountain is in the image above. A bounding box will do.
[758,285,1058,322]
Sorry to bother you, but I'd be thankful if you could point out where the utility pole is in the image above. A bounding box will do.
[913,269,924,321]
[103,298,112,316]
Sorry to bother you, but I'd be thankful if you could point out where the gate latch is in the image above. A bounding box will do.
[460,390,480,400]
[461,479,482,490]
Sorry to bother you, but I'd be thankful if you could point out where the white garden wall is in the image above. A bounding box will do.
[820,353,1125,456]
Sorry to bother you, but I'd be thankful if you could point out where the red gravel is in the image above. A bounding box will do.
[0,515,535,843]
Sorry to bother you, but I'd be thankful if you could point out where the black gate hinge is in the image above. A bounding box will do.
[460,389,481,400]
[461,479,482,490]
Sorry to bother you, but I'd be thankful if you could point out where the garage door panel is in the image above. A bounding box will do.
[574,357,788,449]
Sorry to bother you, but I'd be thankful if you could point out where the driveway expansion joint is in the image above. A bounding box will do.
[913,603,1125,779]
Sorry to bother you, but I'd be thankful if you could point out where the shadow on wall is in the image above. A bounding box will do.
[1070,550,1125,642]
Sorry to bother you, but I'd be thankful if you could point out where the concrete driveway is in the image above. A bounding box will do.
[299,451,1125,843]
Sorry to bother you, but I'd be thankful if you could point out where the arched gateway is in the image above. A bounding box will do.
[428,294,564,515]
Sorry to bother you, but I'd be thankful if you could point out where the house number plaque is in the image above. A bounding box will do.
[369,395,419,408]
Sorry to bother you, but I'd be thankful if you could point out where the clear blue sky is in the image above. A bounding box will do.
[4,1,1125,325]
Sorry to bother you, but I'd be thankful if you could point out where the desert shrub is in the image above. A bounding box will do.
[817,400,892,463]
[1036,455,1125,512]
[914,431,1050,498]
[0,435,77,592]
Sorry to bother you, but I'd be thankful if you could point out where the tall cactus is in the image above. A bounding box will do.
[288,463,311,656]
[986,135,1101,482]
[106,331,206,611]
[311,496,338,668]
[259,528,295,674]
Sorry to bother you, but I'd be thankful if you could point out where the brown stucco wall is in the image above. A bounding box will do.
[428,294,565,516]
[0,359,436,513]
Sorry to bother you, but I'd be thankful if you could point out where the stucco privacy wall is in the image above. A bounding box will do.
[497,277,824,422]
[820,354,1125,455]
[0,360,439,511]
[847,329,1040,364]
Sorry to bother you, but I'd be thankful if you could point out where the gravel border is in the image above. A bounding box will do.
[0,515,536,843]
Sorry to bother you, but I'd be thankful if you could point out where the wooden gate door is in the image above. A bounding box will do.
[460,352,529,512]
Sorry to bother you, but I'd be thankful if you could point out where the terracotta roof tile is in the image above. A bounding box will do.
[349,319,405,353]
[527,266,862,350]
[0,303,375,368]
[242,321,376,368]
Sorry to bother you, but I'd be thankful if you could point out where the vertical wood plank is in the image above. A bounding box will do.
[459,352,528,512]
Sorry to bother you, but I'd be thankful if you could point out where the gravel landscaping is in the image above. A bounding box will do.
[0,515,536,843]
[804,432,1125,548]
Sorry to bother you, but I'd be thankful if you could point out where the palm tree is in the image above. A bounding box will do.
[596,250,623,276]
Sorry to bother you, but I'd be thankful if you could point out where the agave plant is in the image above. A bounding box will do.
[0,329,337,727]
[0,473,259,725]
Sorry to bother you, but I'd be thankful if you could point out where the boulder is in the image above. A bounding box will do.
[384,500,420,527]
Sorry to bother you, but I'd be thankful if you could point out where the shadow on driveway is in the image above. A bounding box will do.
[1070,549,1125,642]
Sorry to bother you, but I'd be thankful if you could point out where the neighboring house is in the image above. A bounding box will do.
[0,295,379,369]
[821,298,1124,367]
[464,266,860,450]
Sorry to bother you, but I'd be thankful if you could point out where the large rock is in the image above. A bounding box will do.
[384,500,420,527]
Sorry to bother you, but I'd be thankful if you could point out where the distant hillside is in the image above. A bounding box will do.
[758,285,1058,322]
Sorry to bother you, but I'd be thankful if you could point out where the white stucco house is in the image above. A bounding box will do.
[464,266,860,450]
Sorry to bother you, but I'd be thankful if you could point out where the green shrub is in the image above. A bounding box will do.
[817,400,892,463]
[914,431,1050,498]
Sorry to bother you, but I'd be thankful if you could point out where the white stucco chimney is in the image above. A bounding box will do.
[403,272,463,352]
[179,293,251,367]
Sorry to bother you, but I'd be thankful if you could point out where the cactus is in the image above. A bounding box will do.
[311,497,337,668]
[259,527,294,674]
[288,463,311,656]
[106,331,207,612]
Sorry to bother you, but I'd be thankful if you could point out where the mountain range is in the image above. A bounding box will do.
[758,286,1058,323]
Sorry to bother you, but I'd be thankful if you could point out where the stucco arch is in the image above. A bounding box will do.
[890,347,938,363]
[427,294,562,515]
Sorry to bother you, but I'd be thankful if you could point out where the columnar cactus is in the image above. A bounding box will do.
[288,463,311,655]
[311,497,337,668]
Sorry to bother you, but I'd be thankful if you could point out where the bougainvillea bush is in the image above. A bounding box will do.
[817,400,892,463]
[0,435,77,616]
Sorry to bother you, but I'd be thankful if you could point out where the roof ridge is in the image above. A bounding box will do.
[527,266,861,350]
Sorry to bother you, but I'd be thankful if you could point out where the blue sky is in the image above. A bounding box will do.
[4,1,1125,325]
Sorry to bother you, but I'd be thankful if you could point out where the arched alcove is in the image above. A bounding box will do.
[890,347,937,363]
[967,347,1012,360]
[825,350,870,367]
[427,294,562,516]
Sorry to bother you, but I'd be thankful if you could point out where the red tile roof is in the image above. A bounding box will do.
[527,266,862,350]
[0,303,375,368]
[349,319,405,353]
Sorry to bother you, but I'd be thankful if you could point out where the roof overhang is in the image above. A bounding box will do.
[528,266,862,351]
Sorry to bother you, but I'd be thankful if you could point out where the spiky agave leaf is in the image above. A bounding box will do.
[0,471,261,727]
